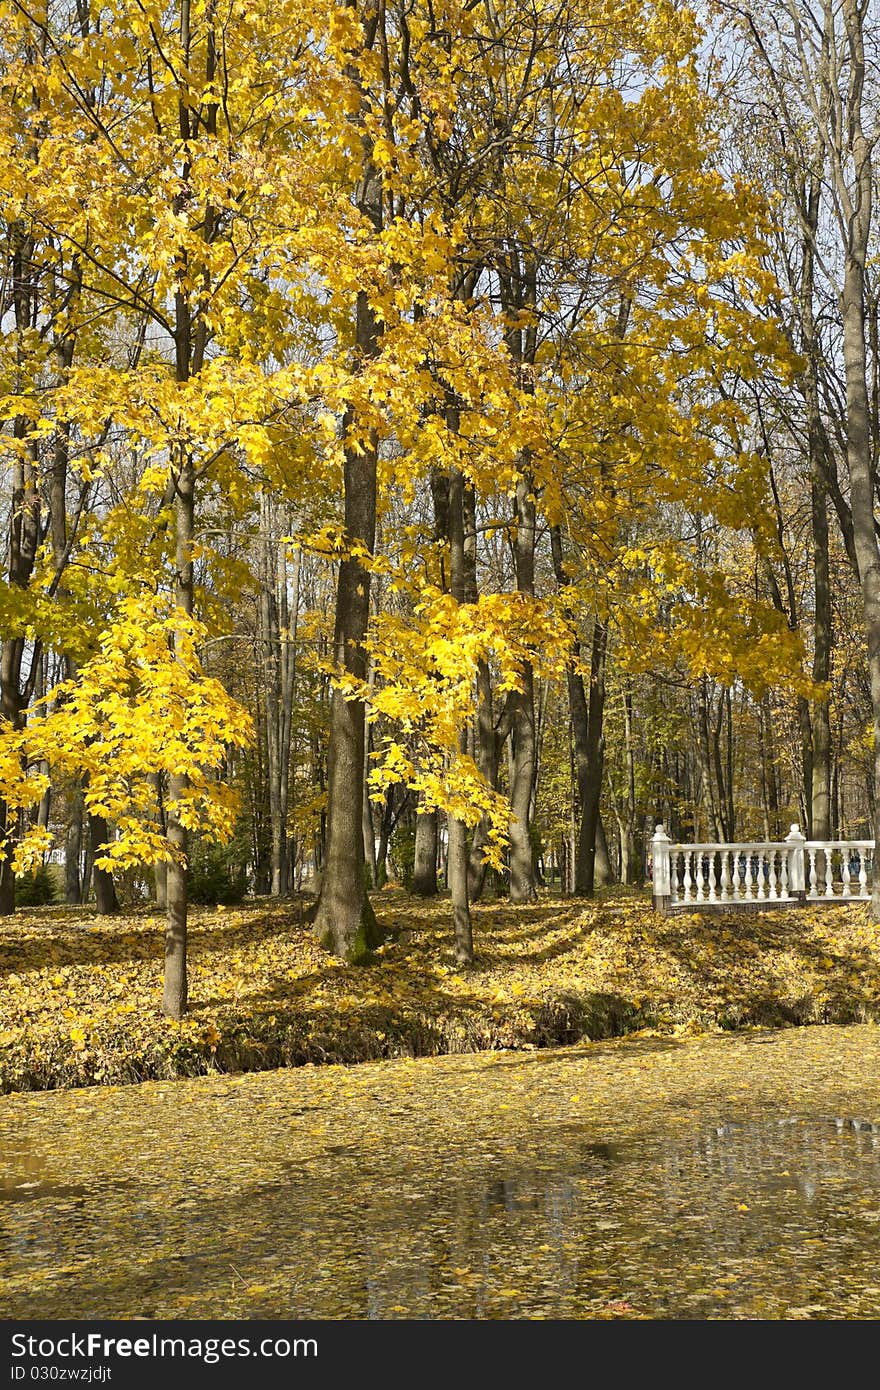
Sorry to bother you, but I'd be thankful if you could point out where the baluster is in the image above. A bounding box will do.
[842,851,851,899]
[707,852,718,903]
[824,848,835,898]
[779,851,789,899]
[720,850,732,903]
[756,850,767,900]
[695,851,705,902]
[745,851,755,900]
[859,850,869,900]
[768,850,778,900]
[808,848,818,899]
[670,850,678,905]
[683,852,693,904]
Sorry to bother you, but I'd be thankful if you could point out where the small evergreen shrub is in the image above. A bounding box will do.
[16,865,59,906]
[188,839,247,905]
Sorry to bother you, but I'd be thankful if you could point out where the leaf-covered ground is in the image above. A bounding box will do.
[2,889,880,1093]
[2,1025,880,1318]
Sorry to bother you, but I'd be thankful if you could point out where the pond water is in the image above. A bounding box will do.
[2,1026,880,1318]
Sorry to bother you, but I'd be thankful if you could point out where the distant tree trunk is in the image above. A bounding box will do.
[503,258,538,904]
[503,467,539,900]
[506,461,539,901]
[622,687,642,883]
[154,862,168,912]
[508,658,537,902]
[261,508,299,897]
[151,774,167,910]
[802,174,833,843]
[412,810,438,896]
[576,618,608,893]
[709,688,732,841]
[694,679,724,843]
[0,224,41,916]
[373,786,407,889]
[89,814,119,915]
[762,461,813,832]
[758,695,779,839]
[362,698,377,887]
[468,659,508,900]
[464,479,500,902]
[595,814,613,888]
[65,786,83,905]
[550,525,607,896]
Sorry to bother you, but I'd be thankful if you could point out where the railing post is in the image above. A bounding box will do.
[785,823,806,902]
[652,824,672,915]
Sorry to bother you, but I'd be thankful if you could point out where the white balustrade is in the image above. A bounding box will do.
[803,842,873,902]
[651,824,874,915]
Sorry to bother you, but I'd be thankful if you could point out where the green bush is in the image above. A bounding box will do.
[188,839,247,905]
[16,865,59,906]
[393,819,416,891]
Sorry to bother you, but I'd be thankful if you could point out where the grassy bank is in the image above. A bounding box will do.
[2,888,880,1093]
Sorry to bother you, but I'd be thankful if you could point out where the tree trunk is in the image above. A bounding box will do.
[65,786,83,905]
[163,448,195,1017]
[842,258,880,910]
[154,861,168,912]
[467,659,503,900]
[509,664,537,901]
[709,689,731,841]
[0,224,41,911]
[802,174,833,843]
[261,519,286,896]
[261,521,299,896]
[362,710,377,887]
[0,847,14,916]
[446,463,473,962]
[373,787,393,889]
[463,481,499,902]
[550,525,608,896]
[834,0,878,915]
[694,679,724,842]
[313,17,385,950]
[595,814,613,888]
[447,813,472,964]
[412,810,438,896]
[162,5,217,1016]
[508,471,538,902]
[89,815,119,915]
[313,277,383,958]
[363,778,378,887]
[575,618,607,895]
[150,773,167,908]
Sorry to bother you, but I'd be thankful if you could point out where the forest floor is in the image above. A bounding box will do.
[2,887,880,1093]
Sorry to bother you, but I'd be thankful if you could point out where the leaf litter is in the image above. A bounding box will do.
[1,1026,880,1318]
[2,889,880,1092]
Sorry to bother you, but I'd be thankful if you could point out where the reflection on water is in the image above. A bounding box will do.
[3,1112,880,1318]
[3,1031,880,1319]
